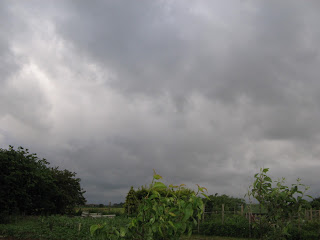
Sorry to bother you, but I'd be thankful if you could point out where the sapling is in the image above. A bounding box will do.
[91,170,208,240]
[247,168,312,240]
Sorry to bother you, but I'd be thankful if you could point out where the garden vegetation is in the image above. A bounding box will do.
[1,146,320,239]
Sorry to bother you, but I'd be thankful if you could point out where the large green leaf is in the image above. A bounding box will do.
[90,224,100,235]
[120,227,126,237]
[262,168,269,173]
[182,207,193,222]
[152,182,167,190]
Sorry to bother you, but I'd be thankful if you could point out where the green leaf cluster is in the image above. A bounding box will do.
[123,181,195,217]
[91,170,208,239]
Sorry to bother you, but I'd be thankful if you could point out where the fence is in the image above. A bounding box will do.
[202,204,320,223]
[198,204,320,238]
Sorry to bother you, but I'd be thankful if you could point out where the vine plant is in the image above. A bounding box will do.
[91,170,208,240]
[247,168,312,240]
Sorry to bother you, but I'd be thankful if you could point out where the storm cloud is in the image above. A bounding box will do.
[1,0,320,203]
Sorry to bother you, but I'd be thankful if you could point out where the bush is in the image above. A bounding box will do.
[287,221,320,240]
[199,215,271,239]
[91,171,207,240]
[124,184,195,217]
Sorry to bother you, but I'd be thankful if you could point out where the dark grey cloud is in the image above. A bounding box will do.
[0,1,20,83]
[1,0,320,203]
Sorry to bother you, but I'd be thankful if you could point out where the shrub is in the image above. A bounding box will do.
[91,170,208,240]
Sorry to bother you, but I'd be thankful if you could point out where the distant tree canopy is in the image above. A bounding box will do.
[0,146,86,220]
[112,202,124,208]
[311,197,320,209]
[203,193,246,212]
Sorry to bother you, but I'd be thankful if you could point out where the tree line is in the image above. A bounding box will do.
[0,146,86,221]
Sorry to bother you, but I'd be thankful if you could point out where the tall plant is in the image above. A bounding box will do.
[247,168,311,239]
[91,170,208,240]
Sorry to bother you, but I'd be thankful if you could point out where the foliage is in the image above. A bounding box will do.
[247,168,312,240]
[310,197,320,209]
[0,215,129,240]
[1,214,319,240]
[203,194,246,212]
[124,184,195,217]
[123,186,138,216]
[91,170,208,240]
[50,167,86,214]
[0,146,86,221]
[287,220,320,240]
[199,215,320,240]
[199,215,264,238]
[181,236,251,240]
[112,202,124,208]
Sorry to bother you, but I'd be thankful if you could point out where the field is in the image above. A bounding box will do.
[0,215,251,240]
[1,214,320,239]
[76,207,125,215]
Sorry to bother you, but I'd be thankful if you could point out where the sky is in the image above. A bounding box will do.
[1,0,320,204]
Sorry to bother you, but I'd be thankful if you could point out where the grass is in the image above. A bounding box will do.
[0,216,253,240]
[0,215,127,240]
[182,236,251,240]
[0,236,250,240]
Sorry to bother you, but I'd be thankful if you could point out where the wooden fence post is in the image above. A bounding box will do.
[109,202,111,213]
[202,204,205,222]
[78,223,81,232]
[198,218,200,234]
[298,210,301,234]
[222,204,225,225]
[305,209,307,220]
[241,204,244,216]
[248,211,251,238]
[310,208,313,221]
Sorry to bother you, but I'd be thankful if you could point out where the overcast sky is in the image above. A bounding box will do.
[1,0,320,204]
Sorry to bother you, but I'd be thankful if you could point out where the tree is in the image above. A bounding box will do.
[0,146,86,220]
[203,193,245,212]
[50,167,86,214]
[123,186,137,216]
[247,168,311,239]
[311,197,320,209]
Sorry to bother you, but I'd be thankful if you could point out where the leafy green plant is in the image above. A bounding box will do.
[91,170,208,240]
[247,168,312,240]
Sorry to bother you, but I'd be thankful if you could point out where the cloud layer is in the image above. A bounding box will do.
[1,0,320,203]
